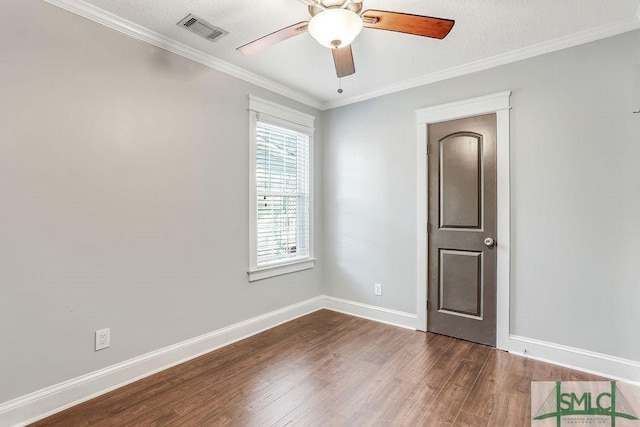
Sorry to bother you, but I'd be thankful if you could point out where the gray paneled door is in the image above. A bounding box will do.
[427,114,497,346]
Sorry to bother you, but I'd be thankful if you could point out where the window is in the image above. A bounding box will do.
[248,96,315,281]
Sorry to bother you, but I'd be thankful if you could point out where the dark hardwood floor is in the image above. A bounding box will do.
[32,310,603,426]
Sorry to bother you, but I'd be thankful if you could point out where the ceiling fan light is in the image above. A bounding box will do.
[308,9,363,49]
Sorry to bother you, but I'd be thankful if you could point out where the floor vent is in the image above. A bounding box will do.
[177,14,228,42]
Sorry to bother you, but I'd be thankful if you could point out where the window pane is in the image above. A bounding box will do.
[256,194,309,263]
[255,121,310,266]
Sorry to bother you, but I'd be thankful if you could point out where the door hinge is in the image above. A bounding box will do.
[426,144,430,156]
[427,300,431,310]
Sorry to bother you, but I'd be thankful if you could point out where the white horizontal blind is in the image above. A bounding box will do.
[256,120,310,265]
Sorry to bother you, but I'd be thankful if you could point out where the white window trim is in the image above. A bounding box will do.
[248,95,315,282]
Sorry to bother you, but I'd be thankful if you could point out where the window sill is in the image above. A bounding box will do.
[248,258,316,282]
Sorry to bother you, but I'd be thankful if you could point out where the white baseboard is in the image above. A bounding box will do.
[4,296,639,426]
[321,295,417,330]
[0,296,325,427]
[508,334,640,385]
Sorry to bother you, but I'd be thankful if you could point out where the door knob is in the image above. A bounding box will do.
[484,237,495,247]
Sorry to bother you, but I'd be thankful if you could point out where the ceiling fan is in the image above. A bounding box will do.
[237,0,455,78]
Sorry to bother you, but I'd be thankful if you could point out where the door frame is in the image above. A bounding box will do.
[415,91,511,350]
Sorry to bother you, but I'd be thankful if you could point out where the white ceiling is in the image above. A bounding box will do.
[48,0,640,109]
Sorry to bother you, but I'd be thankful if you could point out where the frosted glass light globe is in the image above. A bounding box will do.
[308,9,363,49]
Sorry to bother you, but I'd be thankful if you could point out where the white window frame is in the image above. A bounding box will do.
[248,96,315,282]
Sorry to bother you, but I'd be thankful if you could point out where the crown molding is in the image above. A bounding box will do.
[322,15,640,110]
[41,0,640,112]
[41,0,324,110]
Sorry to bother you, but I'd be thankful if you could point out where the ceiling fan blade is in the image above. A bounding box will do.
[237,22,309,55]
[332,45,355,78]
[362,10,454,39]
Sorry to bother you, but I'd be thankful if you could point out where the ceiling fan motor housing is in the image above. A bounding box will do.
[307,0,363,17]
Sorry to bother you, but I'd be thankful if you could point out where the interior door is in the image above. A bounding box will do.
[427,114,497,346]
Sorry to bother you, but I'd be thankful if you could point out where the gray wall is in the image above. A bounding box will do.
[323,30,640,362]
[0,0,323,403]
[2,0,639,407]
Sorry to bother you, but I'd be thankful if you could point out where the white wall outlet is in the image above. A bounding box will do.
[95,328,110,351]
[374,283,383,296]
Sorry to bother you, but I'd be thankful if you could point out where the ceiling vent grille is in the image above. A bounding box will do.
[177,14,228,42]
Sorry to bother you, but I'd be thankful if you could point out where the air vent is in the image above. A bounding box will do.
[177,14,228,42]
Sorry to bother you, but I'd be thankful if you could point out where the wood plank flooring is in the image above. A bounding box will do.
[32,310,604,426]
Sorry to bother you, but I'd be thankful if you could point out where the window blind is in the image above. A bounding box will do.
[255,121,310,265]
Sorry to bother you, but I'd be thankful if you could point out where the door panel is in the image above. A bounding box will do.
[440,134,482,229]
[427,114,497,346]
[439,249,482,317]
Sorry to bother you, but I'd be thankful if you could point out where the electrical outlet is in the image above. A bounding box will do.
[95,328,110,351]
[374,283,383,296]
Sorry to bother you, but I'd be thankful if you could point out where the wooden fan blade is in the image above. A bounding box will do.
[237,22,309,55]
[362,10,454,39]
[332,45,355,78]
